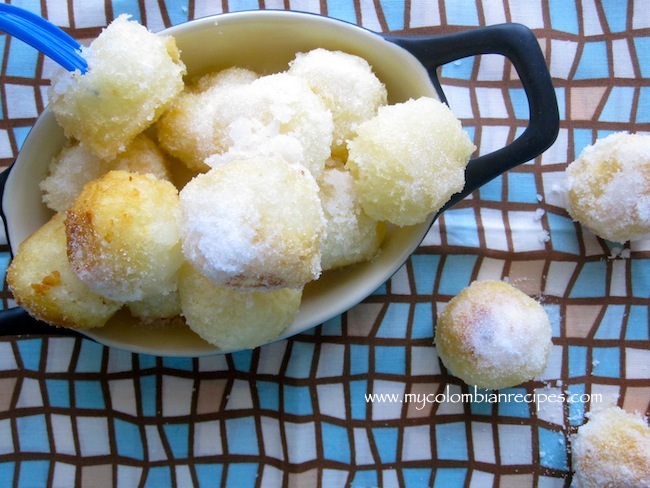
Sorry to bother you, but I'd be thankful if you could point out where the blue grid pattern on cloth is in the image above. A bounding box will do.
[0,0,648,486]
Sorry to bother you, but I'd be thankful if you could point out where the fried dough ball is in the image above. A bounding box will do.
[158,72,333,177]
[66,170,183,302]
[127,289,181,323]
[571,406,650,488]
[40,133,171,212]
[155,68,259,173]
[6,213,122,329]
[178,263,302,351]
[318,164,385,271]
[435,280,552,390]
[179,157,325,290]
[564,132,650,243]
[288,48,387,158]
[347,97,475,226]
[190,67,259,93]
[48,14,186,161]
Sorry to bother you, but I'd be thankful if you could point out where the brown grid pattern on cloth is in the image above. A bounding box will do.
[0,0,649,486]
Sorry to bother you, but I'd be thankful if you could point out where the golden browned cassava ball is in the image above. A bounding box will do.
[435,280,552,390]
[6,213,122,329]
[288,48,387,158]
[564,132,650,243]
[179,157,325,290]
[48,14,186,161]
[66,170,183,302]
[40,133,171,212]
[178,263,302,351]
[571,406,650,488]
[347,97,475,226]
[156,68,259,173]
[318,164,385,271]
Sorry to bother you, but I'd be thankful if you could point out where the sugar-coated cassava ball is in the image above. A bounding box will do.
[190,67,259,93]
[40,133,171,212]
[288,48,387,158]
[347,97,475,226]
[127,289,181,323]
[156,68,259,173]
[178,263,302,351]
[7,213,122,329]
[203,73,333,178]
[318,164,385,271]
[571,406,650,488]
[66,170,183,302]
[564,132,650,243]
[158,72,333,178]
[48,14,186,161]
[435,280,552,390]
[179,157,325,290]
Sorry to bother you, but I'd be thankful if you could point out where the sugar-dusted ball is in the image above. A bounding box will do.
[179,157,325,290]
[158,72,333,178]
[346,97,475,226]
[178,263,302,351]
[288,48,387,158]
[49,14,186,161]
[40,133,171,212]
[156,68,259,173]
[571,406,650,488]
[7,213,122,329]
[66,170,183,302]
[435,280,552,390]
[564,132,650,243]
[318,164,384,271]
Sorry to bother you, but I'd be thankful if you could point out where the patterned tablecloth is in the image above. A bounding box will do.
[0,0,649,486]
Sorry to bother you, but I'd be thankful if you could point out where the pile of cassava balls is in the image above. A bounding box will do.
[8,15,476,351]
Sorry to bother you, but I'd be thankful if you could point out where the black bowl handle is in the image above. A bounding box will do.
[0,306,86,338]
[384,23,559,212]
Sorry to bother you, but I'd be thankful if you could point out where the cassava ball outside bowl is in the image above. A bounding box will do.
[0,10,559,356]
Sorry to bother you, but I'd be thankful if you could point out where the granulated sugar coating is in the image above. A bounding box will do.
[178,263,302,351]
[65,171,183,303]
[40,133,171,213]
[190,67,259,93]
[48,14,186,161]
[179,157,325,290]
[156,68,260,173]
[318,164,384,271]
[564,132,650,243]
[158,72,333,178]
[435,280,552,390]
[7,213,122,329]
[288,48,387,159]
[346,97,476,226]
[571,406,650,488]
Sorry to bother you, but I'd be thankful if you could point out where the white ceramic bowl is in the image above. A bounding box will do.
[0,11,558,356]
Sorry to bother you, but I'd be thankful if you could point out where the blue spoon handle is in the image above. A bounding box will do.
[0,3,87,72]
